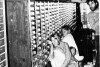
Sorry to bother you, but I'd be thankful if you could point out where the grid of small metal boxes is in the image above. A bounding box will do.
[0,0,8,67]
[28,0,76,67]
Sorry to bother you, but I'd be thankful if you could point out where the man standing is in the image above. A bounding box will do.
[87,0,99,35]
[87,0,99,67]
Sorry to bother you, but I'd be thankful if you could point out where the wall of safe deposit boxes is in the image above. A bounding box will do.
[28,0,76,67]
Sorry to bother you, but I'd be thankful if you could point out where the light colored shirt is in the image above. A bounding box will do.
[50,48,65,67]
[59,42,72,67]
[62,34,78,51]
[62,34,84,61]
[49,42,72,67]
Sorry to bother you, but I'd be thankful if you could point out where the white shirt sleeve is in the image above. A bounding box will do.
[62,34,78,51]
[62,34,84,61]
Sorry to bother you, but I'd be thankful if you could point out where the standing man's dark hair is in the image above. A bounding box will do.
[86,0,99,11]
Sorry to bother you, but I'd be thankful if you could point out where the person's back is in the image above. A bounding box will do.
[62,33,78,51]
[61,25,84,61]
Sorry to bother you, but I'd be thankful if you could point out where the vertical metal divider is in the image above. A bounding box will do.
[3,0,8,67]
[34,0,38,66]
[44,1,46,40]
[35,1,37,50]
[52,2,53,33]
[40,2,42,43]
[47,1,49,38]
[40,2,44,63]
[57,1,59,30]
[58,1,61,29]
[43,2,45,41]
[40,1,42,43]
[39,2,41,46]
[47,1,49,39]
[54,1,56,31]
[52,2,54,34]
[43,1,45,41]
[28,0,32,66]
[49,2,51,36]
[40,1,44,43]
[64,3,65,25]
[28,0,36,67]
[45,1,48,40]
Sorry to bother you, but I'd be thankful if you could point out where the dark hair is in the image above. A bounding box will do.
[87,0,99,10]
[87,0,98,4]
[50,32,61,41]
[61,25,70,31]
[57,29,63,38]
[54,32,61,41]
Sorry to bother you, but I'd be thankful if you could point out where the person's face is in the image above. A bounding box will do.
[54,34,60,44]
[88,1,96,11]
[62,29,69,36]
[51,37,58,47]
[62,29,66,36]
[54,34,59,41]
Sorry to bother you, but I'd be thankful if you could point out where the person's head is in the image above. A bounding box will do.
[50,34,59,47]
[61,25,71,36]
[54,32,61,42]
[87,0,99,11]
[70,47,76,56]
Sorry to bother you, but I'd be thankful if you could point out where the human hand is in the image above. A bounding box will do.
[75,54,84,61]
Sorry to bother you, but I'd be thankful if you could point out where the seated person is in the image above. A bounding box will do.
[47,33,72,67]
[61,25,84,61]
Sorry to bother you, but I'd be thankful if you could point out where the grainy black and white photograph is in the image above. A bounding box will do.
[0,0,99,67]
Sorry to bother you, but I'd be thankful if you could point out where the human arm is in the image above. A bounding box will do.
[47,40,54,60]
[61,42,72,67]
